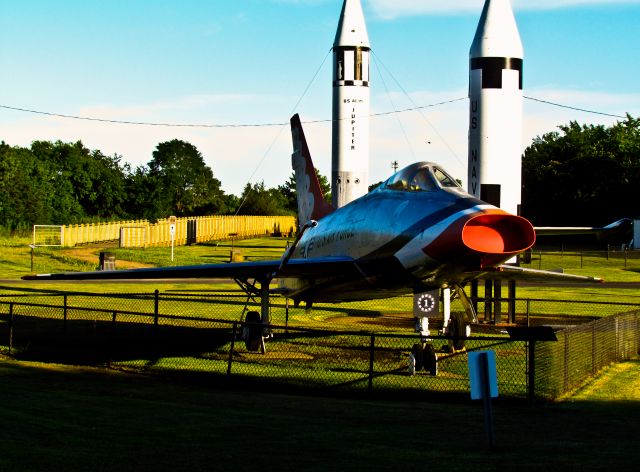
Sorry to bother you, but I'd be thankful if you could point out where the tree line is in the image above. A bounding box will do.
[1,115,638,231]
[0,138,330,231]
[521,115,640,226]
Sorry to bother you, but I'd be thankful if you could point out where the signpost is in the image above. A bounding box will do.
[169,216,176,262]
[468,350,498,448]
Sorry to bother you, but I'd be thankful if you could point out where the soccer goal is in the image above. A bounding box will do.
[32,225,64,247]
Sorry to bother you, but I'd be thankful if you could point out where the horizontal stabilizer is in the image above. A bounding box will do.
[481,265,603,283]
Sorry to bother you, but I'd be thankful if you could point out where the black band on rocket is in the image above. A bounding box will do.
[470,57,523,90]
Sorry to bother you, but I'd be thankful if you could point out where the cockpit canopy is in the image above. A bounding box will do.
[382,162,461,192]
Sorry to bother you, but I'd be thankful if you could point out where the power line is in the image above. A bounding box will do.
[0,99,466,129]
[1,95,629,129]
[523,96,627,119]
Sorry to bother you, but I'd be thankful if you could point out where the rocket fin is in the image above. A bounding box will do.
[290,114,335,227]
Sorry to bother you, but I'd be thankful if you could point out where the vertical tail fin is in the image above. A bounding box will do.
[290,114,335,227]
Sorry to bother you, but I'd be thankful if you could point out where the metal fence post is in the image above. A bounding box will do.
[8,302,14,355]
[63,294,68,333]
[564,332,570,391]
[108,311,117,368]
[637,313,640,356]
[592,322,597,375]
[154,289,159,328]
[527,340,536,407]
[538,251,542,270]
[368,335,375,393]
[227,322,237,377]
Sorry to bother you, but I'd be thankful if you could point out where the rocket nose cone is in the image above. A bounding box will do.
[470,0,523,58]
[333,0,370,47]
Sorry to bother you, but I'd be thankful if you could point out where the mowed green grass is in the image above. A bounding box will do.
[1,237,639,470]
[0,235,293,279]
[4,235,640,320]
[0,356,638,472]
[569,359,640,402]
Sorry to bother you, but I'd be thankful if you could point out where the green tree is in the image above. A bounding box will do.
[277,169,331,214]
[237,181,292,216]
[0,142,54,229]
[145,139,228,218]
[522,115,640,226]
[28,140,128,223]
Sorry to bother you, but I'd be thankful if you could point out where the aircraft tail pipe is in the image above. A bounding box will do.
[462,213,535,267]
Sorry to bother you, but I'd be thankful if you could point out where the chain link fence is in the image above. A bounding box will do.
[522,249,640,271]
[0,288,638,402]
[534,310,640,399]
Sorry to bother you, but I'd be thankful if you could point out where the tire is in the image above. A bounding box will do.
[449,312,467,351]
[411,343,424,371]
[423,343,438,376]
[244,311,262,351]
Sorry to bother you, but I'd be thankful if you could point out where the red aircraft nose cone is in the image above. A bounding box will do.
[462,213,535,255]
[422,210,536,270]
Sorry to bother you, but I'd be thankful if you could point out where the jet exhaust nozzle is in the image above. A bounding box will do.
[462,214,535,255]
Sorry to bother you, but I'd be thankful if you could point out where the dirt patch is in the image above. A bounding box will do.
[60,247,153,270]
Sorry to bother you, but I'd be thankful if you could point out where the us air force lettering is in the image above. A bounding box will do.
[332,0,370,208]
[468,0,523,217]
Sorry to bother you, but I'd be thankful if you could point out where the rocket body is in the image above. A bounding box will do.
[332,0,370,208]
[468,0,523,217]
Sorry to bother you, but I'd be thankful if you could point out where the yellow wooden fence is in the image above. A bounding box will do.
[62,216,296,248]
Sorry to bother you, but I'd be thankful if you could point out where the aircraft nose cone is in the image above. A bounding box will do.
[462,213,535,254]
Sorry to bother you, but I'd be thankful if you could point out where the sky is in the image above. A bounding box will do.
[1,0,639,196]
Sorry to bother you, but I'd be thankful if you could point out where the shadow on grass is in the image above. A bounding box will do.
[1,356,639,472]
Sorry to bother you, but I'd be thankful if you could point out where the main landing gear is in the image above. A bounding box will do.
[241,310,271,353]
[409,285,476,376]
[237,277,272,354]
[409,342,438,376]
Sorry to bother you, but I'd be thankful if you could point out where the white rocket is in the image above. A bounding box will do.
[332,0,370,208]
[468,0,523,217]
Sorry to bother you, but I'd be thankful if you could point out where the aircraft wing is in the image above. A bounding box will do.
[534,218,631,237]
[480,264,603,283]
[22,256,361,281]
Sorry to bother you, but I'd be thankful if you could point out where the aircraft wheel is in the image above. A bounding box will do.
[449,312,467,351]
[244,311,263,352]
[423,344,438,376]
[411,343,424,371]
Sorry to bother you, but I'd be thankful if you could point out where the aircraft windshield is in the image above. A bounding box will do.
[384,163,460,192]
[432,166,459,188]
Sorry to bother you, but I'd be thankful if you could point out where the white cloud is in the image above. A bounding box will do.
[366,0,640,19]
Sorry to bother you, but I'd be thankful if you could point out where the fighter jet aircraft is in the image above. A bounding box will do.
[24,114,601,367]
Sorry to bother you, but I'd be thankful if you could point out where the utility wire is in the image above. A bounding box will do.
[0,99,466,128]
[523,96,627,119]
[0,96,629,129]
[371,51,466,169]
[372,54,417,161]
[233,48,332,215]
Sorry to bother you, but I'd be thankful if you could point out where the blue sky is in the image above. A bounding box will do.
[1,0,639,196]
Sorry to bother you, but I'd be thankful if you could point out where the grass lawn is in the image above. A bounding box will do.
[0,357,638,472]
[568,359,640,402]
[1,236,639,470]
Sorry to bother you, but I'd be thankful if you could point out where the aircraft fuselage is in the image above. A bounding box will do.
[281,162,535,303]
